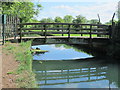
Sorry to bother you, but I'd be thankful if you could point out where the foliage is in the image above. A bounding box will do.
[63,15,73,23]
[88,19,99,24]
[40,18,54,23]
[73,15,87,24]
[2,2,42,23]
[105,20,118,25]
[54,16,64,23]
[72,15,87,29]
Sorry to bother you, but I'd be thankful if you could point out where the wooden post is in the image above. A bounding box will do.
[80,25,83,36]
[89,25,92,43]
[13,16,17,40]
[44,25,47,40]
[19,18,23,43]
[62,25,64,36]
[68,25,71,41]
[16,16,19,40]
[108,25,112,40]
[2,23,5,45]
[97,14,101,24]
[2,15,6,45]
[111,22,115,42]
[19,24,22,43]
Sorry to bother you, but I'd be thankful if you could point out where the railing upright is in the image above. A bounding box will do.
[68,25,71,41]
[44,25,47,40]
[19,24,22,42]
[89,25,92,43]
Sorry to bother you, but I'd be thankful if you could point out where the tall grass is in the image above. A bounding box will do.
[3,41,38,88]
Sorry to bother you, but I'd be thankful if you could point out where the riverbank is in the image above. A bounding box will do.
[2,41,38,88]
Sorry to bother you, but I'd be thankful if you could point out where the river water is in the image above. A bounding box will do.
[32,44,120,88]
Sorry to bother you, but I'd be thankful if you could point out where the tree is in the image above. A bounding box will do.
[54,16,64,23]
[72,15,87,29]
[2,2,42,23]
[63,15,73,23]
[40,18,54,28]
[88,19,99,24]
[73,15,87,24]
[105,20,117,25]
[40,18,54,23]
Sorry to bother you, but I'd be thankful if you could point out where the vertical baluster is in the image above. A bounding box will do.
[62,24,64,36]
[68,25,71,41]
[90,25,92,44]
[20,24,22,43]
[81,25,83,36]
[14,16,17,40]
[44,25,47,40]
[2,15,5,44]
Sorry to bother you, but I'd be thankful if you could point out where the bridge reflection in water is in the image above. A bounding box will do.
[32,59,119,88]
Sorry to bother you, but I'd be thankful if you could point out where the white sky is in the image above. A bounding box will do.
[35,0,119,2]
[34,1,119,23]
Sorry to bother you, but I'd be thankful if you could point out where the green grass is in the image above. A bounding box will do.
[7,71,14,74]
[52,34,98,37]
[3,41,38,88]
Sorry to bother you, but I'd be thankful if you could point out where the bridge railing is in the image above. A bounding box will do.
[18,23,110,41]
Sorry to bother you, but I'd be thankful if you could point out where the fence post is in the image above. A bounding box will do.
[2,23,5,45]
[19,24,22,43]
[89,25,92,43]
[2,15,6,45]
[80,25,82,36]
[62,24,64,36]
[14,16,17,40]
[108,25,112,40]
[68,25,71,42]
[44,25,47,41]
[19,18,23,42]
[111,22,116,42]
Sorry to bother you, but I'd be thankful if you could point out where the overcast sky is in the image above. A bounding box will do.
[34,0,119,23]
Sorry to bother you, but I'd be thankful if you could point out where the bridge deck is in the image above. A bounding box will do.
[5,36,109,40]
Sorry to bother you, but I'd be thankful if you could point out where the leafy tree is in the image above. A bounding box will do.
[72,15,87,29]
[40,18,54,28]
[73,15,87,24]
[88,19,99,24]
[2,2,42,23]
[54,16,64,30]
[63,15,73,23]
[40,18,54,23]
[54,16,64,23]
[29,19,39,23]
[105,20,117,25]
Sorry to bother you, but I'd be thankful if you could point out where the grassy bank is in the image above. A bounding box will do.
[3,41,38,88]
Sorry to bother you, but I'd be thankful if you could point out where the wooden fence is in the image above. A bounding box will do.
[18,23,110,42]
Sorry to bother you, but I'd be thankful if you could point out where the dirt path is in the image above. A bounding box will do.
[1,46,19,88]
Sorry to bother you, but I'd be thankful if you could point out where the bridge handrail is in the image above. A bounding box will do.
[18,23,109,27]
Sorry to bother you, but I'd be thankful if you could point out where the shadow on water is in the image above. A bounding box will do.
[31,44,120,88]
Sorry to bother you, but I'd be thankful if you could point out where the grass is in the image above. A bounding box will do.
[3,41,38,88]
[7,71,14,74]
[52,34,98,37]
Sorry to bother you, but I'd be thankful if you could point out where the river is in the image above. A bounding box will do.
[32,44,120,88]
